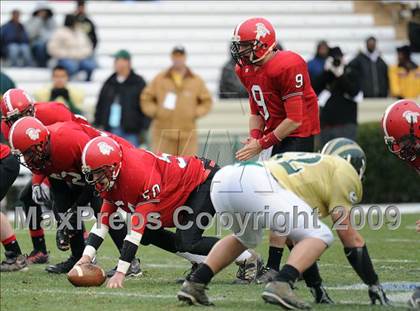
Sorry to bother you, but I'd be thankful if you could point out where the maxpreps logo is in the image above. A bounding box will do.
[25,128,41,141]
[97,142,114,156]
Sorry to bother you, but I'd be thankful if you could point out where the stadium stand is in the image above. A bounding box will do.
[1,1,403,120]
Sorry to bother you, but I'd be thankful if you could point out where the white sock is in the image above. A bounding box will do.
[235,250,254,263]
[176,252,207,264]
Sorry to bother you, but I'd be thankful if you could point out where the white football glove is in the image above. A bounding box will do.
[32,183,50,205]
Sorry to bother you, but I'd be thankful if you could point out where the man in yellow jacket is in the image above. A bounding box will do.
[388,45,420,99]
[141,46,212,156]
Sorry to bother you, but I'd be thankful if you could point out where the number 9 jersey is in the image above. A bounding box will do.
[235,50,320,137]
[265,152,363,217]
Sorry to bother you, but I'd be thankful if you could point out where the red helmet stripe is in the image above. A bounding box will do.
[382,100,405,137]
[81,137,98,168]
[3,90,14,112]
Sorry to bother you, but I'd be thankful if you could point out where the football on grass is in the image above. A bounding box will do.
[67,263,106,287]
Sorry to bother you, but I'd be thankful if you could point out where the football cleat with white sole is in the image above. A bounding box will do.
[309,285,334,304]
[0,252,28,272]
[368,284,391,306]
[262,281,312,310]
[177,280,213,306]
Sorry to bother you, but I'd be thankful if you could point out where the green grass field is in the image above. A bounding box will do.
[1,213,419,311]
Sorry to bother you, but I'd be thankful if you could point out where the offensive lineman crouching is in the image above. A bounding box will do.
[75,136,258,288]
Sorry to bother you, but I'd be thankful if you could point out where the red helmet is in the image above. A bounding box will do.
[231,17,276,66]
[9,116,50,171]
[81,136,122,192]
[382,99,420,161]
[0,89,35,126]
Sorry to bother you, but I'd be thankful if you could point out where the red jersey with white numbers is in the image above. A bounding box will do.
[100,147,209,234]
[235,51,320,137]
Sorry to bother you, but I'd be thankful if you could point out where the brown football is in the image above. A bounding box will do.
[67,263,106,287]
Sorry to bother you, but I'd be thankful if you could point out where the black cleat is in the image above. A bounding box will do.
[0,251,28,272]
[106,258,142,278]
[309,285,334,304]
[176,262,199,284]
[368,284,391,306]
[45,255,78,274]
[177,280,213,306]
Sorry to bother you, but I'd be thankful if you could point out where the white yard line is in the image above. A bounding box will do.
[1,287,413,307]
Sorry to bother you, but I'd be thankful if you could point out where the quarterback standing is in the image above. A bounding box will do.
[231,17,326,298]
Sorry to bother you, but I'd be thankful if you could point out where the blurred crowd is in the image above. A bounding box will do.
[0,0,97,80]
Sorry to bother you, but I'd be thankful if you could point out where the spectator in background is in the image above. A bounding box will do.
[408,7,420,53]
[0,10,32,67]
[141,46,212,156]
[389,45,420,99]
[219,56,248,99]
[307,40,329,88]
[74,0,98,51]
[34,65,85,115]
[47,14,96,81]
[0,72,16,97]
[94,50,149,147]
[26,2,56,67]
[350,36,388,98]
[312,47,362,146]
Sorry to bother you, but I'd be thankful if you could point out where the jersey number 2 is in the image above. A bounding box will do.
[251,85,269,121]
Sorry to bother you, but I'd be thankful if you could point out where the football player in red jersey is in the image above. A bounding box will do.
[230,17,329,302]
[8,117,134,274]
[75,136,259,288]
[233,17,320,162]
[382,99,420,310]
[382,99,420,174]
[0,143,28,272]
[1,88,87,264]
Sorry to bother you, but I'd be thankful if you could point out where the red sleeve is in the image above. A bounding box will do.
[284,95,304,123]
[98,200,117,227]
[279,60,307,123]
